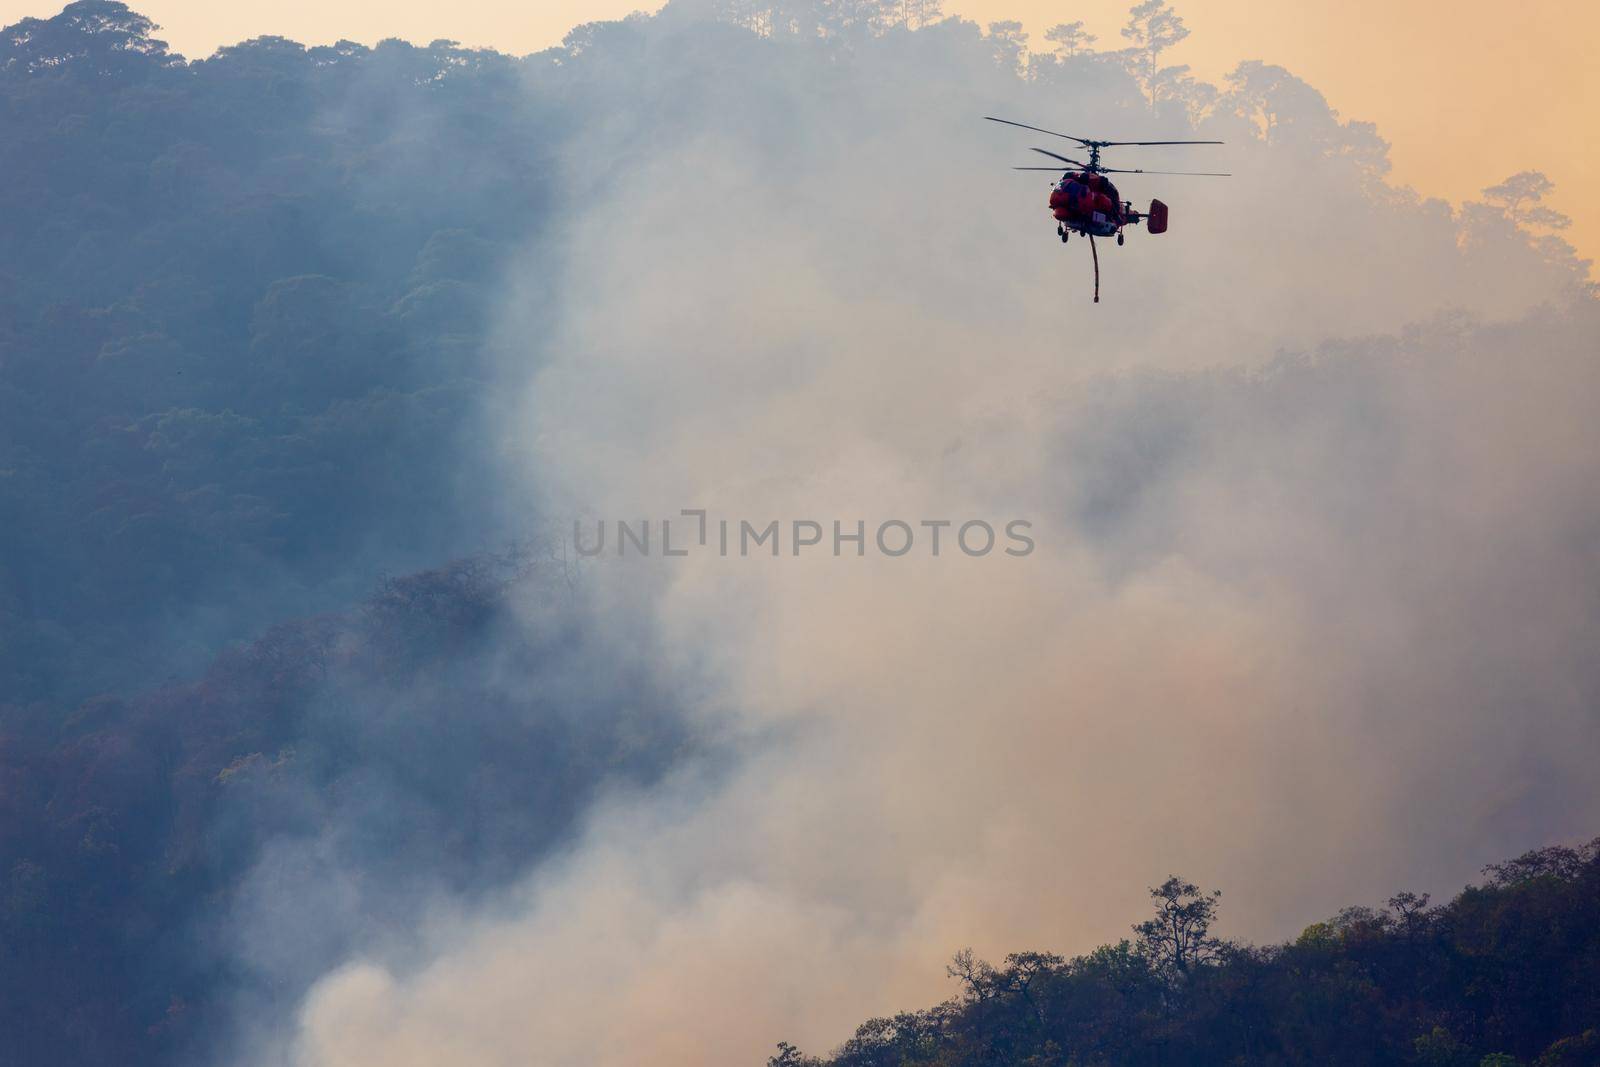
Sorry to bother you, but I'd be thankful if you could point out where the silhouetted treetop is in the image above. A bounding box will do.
[2,1,178,74]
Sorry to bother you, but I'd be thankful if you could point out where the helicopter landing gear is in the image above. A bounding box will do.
[1116,231,1124,246]
[1059,226,1069,243]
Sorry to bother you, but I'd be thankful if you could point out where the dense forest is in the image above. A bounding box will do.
[1,13,603,1057]
[774,842,1600,1066]
[1,2,556,707]
[2,1,1594,1065]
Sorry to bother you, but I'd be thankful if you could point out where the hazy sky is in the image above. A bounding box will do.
[6,0,1595,270]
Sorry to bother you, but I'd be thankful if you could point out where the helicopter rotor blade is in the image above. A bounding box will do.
[1029,147,1089,167]
[1096,139,1224,147]
[1012,166,1072,171]
[1097,167,1231,176]
[985,116,1090,145]
[987,117,1225,149]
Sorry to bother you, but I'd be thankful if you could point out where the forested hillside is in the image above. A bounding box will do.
[0,547,691,1064]
[2,0,1586,707]
[0,2,552,704]
[776,841,1600,1067]
[2,22,640,1053]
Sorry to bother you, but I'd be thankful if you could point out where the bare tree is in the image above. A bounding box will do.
[947,947,999,1002]
[1133,875,1223,978]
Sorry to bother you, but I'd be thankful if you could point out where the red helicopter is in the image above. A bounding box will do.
[985,116,1228,301]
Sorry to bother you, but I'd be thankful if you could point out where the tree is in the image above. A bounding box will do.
[1132,875,1223,978]
[894,0,942,30]
[0,0,179,76]
[986,20,1027,72]
[1387,890,1431,926]
[1043,20,1096,57]
[1412,1025,1473,1067]
[1002,951,1065,1028]
[1119,0,1189,108]
[815,0,897,37]
[1149,62,1217,120]
[947,947,1001,1003]
[1481,172,1572,232]
[768,1040,817,1066]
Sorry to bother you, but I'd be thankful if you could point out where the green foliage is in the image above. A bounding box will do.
[1415,1026,1474,1067]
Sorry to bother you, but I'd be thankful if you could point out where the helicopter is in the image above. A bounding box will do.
[985,116,1228,301]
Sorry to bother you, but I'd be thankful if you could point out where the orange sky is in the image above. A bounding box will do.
[1002,0,1599,274]
[6,0,1595,270]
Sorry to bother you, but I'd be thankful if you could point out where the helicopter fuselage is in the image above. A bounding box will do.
[1046,169,1168,242]
[1050,171,1128,236]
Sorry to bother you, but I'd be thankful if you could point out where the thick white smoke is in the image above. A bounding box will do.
[285,11,1599,1066]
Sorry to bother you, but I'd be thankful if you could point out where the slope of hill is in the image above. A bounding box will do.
[775,841,1600,1067]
